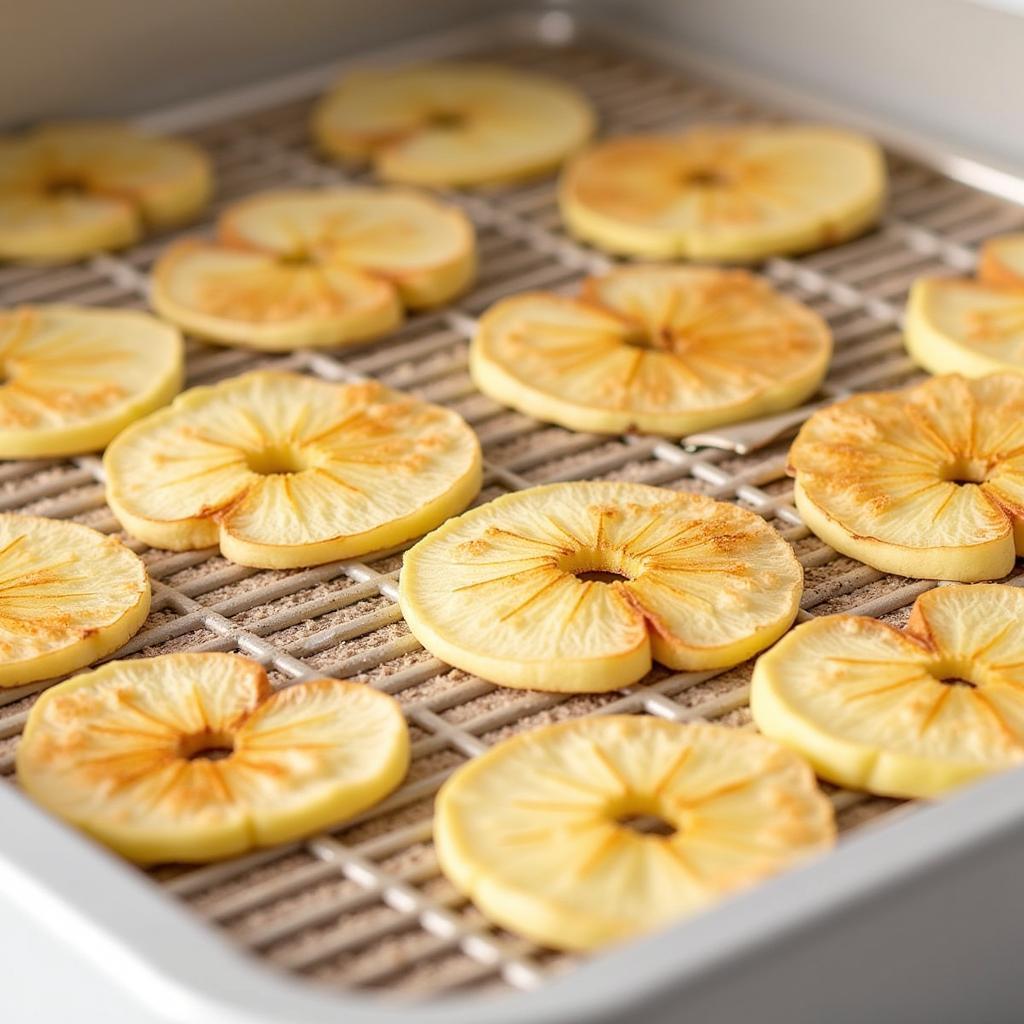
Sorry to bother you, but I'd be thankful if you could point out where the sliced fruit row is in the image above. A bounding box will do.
[0,63,594,267]
[1,66,890,271]
[766,228,1024,801]
[1,260,837,461]
[312,64,886,260]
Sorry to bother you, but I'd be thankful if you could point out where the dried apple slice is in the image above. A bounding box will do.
[752,584,1024,797]
[0,121,211,264]
[152,186,475,351]
[436,716,834,950]
[17,652,409,863]
[312,62,595,187]
[905,277,1024,377]
[0,305,182,457]
[471,266,831,436]
[789,373,1024,581]
[560,125,885,260]
[0,514,149,688]
[103,371,482,569]
[399,481,802,692]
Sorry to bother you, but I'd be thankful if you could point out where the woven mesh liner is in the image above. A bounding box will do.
[0,31,1020,1000]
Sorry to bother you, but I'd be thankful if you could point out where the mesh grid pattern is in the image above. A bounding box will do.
[1,30,1023,1001]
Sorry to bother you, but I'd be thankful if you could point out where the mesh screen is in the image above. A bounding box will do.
[0,31,1021,1001]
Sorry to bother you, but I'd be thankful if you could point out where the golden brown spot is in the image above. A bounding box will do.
[344,380,385,405]
[197,265,353,322]
[967,304,1024,344]
[276,250,312,268]
[708,529,755,554]
[457,538,492,556]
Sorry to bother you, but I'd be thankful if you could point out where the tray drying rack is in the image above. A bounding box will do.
[3,10,1024,1024]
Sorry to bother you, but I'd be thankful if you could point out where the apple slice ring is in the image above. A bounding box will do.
[471,265,831,437]
[17,652,410,863]
[752,584,1024,798]
[312,62,595,187]
[0,513,150,689]
[103,371,482,569]
[399,480,802,692]
[152,186,476,351]
[789,373,1024,581]
[905,276,1024,377]
[0,305,183,458]
[436,717,834,951]
[559,125,885,261]
[0,121,211,264]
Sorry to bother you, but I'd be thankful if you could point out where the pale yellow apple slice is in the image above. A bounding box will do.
[152,186,475,351]
[790,373,1024,581]
[752,584,1024,798]
[0,305,182,457]
[312,62,595,186]
[560,125,885,260]
[17,652,409,863]
[905,277,1024,377]
[399,480,802,691]
[471,265,831,436]
[0,513,149,687]
[104,371,482,569]
[0,121,211,263]
[436,716,834,950]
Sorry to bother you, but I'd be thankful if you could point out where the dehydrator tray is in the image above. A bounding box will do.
[4,10,1024,1023]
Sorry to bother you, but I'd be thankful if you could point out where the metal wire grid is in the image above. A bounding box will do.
[1,26,1024,1001]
